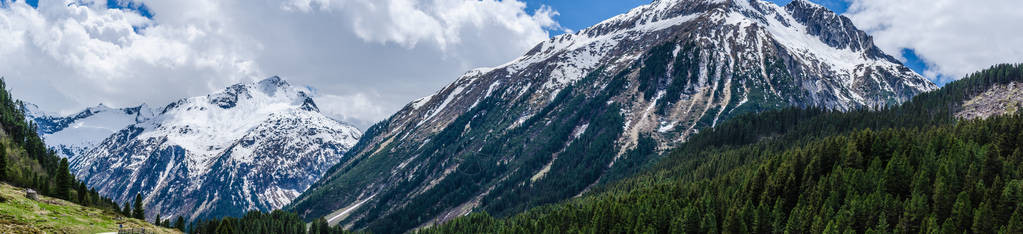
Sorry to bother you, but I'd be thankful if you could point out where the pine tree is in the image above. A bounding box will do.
[314,217,329,234]
[1007,207,1023,234]
[973,202,994,233]
[40,179,50,195]
[883,152,911,196]
[155,213,162,226]
[897,192,928,233]
[89,188,98,205]
[771,199,786,233]
[174,216,185,231]
[680,205,700,233]
[0,144,6,182]
[950,191,973,229]
[77,182,88,205]
[55,158,71,199]
[842,140,863,168]
[216,218,236,234]
[875,211,890,233]
[31,173,38,190]
[132,193,145,220]
[122,202,132,217]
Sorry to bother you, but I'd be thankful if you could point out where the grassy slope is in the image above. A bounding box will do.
[0,183,179,234]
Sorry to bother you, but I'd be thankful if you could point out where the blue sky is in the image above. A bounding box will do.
[7,0,937,86]
[23,0,153,17]
[2,0,1018,127]
[525,0,934,85]
[525,0,851,33]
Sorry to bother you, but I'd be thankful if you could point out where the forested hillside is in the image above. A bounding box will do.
[188,210,354,234]
[421,65,1023,233]
[287,1,935,230]
[0,78,167,231]
[0,78,121,211]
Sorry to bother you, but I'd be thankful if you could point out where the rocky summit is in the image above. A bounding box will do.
[286,0,935,233]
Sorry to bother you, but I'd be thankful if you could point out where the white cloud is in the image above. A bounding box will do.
[846,0,1023,84]
[315,93,388,129]
[0,0,559,129]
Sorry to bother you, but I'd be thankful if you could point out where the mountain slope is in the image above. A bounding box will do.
[288,0,934,232]
[956,82,1023,119]
[70,77,362,222]
[422,64,1023,234]
[0,78,133,231]
[25,103,153,159]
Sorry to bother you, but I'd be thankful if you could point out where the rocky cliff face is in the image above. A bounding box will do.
[66,77,361,222]
[956,82,1023,120]
[287,0,935,232]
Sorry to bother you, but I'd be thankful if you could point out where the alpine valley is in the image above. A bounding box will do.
[287,0,935,233]
[24,77,362,223]
[4,0,1020,233]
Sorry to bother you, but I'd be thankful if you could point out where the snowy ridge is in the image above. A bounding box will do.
[388,0,935,145]
[25,103,154,159]
[66,76,361,222]
[291,0,936,231]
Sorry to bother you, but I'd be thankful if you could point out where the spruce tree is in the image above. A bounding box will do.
[0,143,6,182]
[31,173,38,190]
[973,202,994,233]
[155,213,162,226]
[55,158,70,199]
[122,202,132,217]
[216,219,235,233]
[77,182,88,205]
[41,179,50,195]
[174,216,185,231]
[132,193,145,220]
[1007,207,1023,233]
[89,188,98,205]
[950,191,973,229]
[315,217,329,234]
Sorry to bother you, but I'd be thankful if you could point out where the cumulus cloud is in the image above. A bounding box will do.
[0,0,560,129]
[846,0,1023,84]
[0,0,259,111]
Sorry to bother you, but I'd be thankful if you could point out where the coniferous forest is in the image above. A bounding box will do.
[188,210,356,234]
[0,78,122,212]
[182,62,1023,234]
[6,60,1023,234]
[418,64,1023,233]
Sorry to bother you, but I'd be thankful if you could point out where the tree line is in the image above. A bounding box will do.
[178,63,1023,233]
[187,210,356,234]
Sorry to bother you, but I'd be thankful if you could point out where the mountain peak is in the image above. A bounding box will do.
[204,76,309,110]
[258,75,290,90]
[64,75,362,223]
[786,0,826,9]
[289,0,935,230]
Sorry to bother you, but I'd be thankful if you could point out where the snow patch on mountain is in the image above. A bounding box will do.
[65,76,361,222]
[289,0,938,231]
[25,103,153,159]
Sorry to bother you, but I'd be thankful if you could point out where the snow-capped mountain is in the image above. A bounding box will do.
[68,76,361,222]
[288,0,935,232]
[24,103,154,159]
